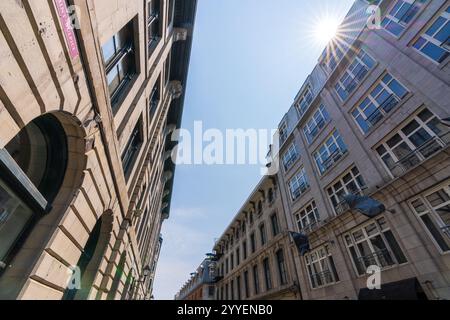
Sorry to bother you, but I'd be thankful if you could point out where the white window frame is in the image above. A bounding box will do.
[282,143,299,171]
[351,73,409,134]
[296,86,314,117]
[409,181,450,253]
[412,5,450,64]
[303,105,330,144]
[289,168,309,201]
[304,244,339,289]
[313,130,348,175]
[327,166,367,215]
[279,122,288,144]
[334,49,375,101]
[295,200,320,233]
[382,0,427,37]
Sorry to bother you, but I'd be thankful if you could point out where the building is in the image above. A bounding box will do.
[0,0,196,300]
[175,258,217,301]
[274,0,450,300]
[212,176,301,300]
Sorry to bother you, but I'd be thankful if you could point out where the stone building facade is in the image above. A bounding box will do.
[175,258,217,301]
[274,0,450,300]
[0,0,196,300]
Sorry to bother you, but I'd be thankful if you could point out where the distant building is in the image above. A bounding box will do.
[0,0,197,299]
[175,258,217,301]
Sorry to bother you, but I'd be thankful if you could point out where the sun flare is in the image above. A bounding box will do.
[313,15,340,45]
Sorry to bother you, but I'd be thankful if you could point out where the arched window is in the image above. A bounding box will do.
[0,114,67,273]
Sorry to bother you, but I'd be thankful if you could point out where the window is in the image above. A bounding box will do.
[304,245,339,289]
[327,166,367,215]
[257,200,262,215]
[296,201,320,233]
[147,0,162,57]
[268,188,274,203]
[303,105,330,144]
[276,249,288,285]
[236,276,242,300]
[289,168,309,201]
[102,20,137,112]
[263,258,272,291]
[249,211,254,225]
[225,283,229,300]
[270,213,280,237]
[230,253,234,270]
[313,130,347,175]
[376,108,450,177]
[279,122,288,145]
[242,240,248,260]
[382,0,426,37]
[413,6,450,63]
[352,73,409,134]
[250,233,256,253]
[259,223,267,246]
[148,77,161,120]
[334,49,375,101]
[164,50,172,86]
[236,248,240,266]
[167,0,175,28]
[225,258,229,274]
[230,279,234,300]
[243,270,250,298]
[253,265,260,295]
[297,86,314,117]
[0,115,67,272]
[121,117,144,179]
[410,182,450,252]
[344,216,407,276]
[282,143,299,171]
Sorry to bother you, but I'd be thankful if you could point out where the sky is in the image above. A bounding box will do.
[153,0,356,300]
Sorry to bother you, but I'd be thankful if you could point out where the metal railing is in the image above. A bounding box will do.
[310,270,334,288]
[299,220,321,234]
[389,132,450,178]
[334,186,367,215]
[356,249,395,273]
[321,148,347,173]
[366,95,399,128]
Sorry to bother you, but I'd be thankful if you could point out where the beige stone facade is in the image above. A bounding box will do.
[0,0,196,300]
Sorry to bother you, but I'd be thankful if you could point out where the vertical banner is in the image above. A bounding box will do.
[54,0,79,59]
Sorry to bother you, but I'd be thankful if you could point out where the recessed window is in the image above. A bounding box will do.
[351,73,409,134]
[334,49,375,101]
[259,223,267,246]
[327,166,367,215]
[276,249,288,285]
[102,20,137,113]
[412,5,450,64]
[262,258,272,291]
[296,200,320,233]
[121,117,144,179]
[149,76,161,121]
[313,130,347,175]
[375,108,450,178]
[252,265,260,295]
[279,122,288,145]
[303,104,330,144]
[344,216,407,276]
[282,143,299,171]
[409,182,450,252]
[297,86,314,118]
[164,50,172,86]
[304,244,339,289]
[250,233,256,253]
[381,0,427,37]
[167,0,175,29]
[270,213,280,237]
[289,168,309,201]
[148,0,162,58]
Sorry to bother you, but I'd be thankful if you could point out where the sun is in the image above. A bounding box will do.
[313,15,341,45]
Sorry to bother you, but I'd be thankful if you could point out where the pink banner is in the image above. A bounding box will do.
[54,0,79,59]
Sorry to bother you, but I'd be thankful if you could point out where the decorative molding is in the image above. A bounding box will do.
[173,28,188,42]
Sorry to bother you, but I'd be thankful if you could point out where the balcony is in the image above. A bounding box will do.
[299,220,321,234]
[356,248,395,274]
[388,132,450,178]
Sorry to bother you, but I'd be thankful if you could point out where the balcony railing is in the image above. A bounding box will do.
[388,132,450,178]
[366,95,399,128]
[356,249,395,274]
[299,220,321,234]
[310,270,334,288]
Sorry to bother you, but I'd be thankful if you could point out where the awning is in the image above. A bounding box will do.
[358,278,427,300]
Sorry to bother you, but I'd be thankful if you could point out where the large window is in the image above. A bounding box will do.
[382,0,427,37]
[121,117,144,179]
[250,233,256,253]
[297,86,314,117]
[327,166,367,215]
[242,240,248,260]
[243,270,250,298]
[282,143,299,171]
[289,168,309,201]
[410,182,450,252]
[303,105,330,144]
[352,73,409,134]
[313,130,347,175]
[259,223,267,246]
[375,108,450,177]
[253,265,260,295]
[413,5,450,63]
[320,40,348,72]
[344,216,407,276]
[147,0,162,58]
[167,0,175,28]
[262,258,272,291]
[276,249,288,285]
[102,20,137,112]
[304,245,339,289]
[149,76,161,121]
[0,115,67,273]
[296,200,320,233]
[335,49,375,101]
[279,122,288,145]
[270,213,280,237]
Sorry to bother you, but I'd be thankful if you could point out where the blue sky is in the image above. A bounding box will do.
[153,0,356,299]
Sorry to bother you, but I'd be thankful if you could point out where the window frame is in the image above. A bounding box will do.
[304,244,339,289]
[295,200,321,233]
[313,130,348,175]
[303,104,331,145]
[381,0,427,38]
[289,168,310,201]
